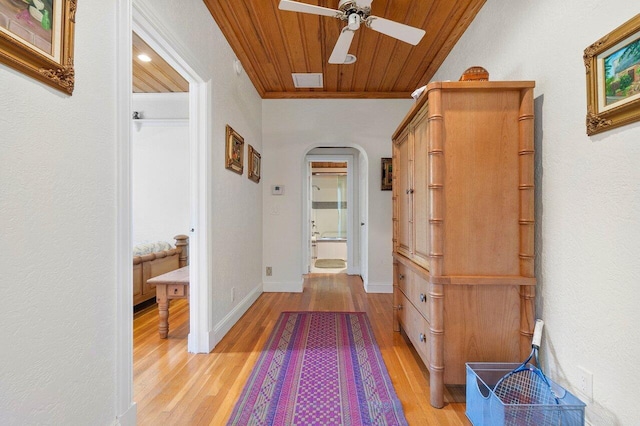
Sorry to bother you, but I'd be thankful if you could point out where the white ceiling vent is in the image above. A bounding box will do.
[292,73,323,88]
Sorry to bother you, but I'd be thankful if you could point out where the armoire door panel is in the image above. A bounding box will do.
[396,132,411,256]
[412,111,430,269]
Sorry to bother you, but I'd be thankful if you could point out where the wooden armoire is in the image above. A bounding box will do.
[391,81,537,408]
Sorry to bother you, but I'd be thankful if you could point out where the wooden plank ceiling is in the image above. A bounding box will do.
[132,32,188,93]
[203,0,486,99]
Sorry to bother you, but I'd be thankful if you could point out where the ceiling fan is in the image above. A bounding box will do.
[279,0,426,64]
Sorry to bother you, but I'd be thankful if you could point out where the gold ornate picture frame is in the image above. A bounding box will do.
[0,0,76,95]
[584,14,640,136]
[225,125,244,175]
[248,145,261,183]
[381,157,392,190]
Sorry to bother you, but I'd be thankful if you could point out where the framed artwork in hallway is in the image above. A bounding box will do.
[225,124,244,175]
[585,14,640,135]
[381,157,392,190]
[248,144,261,183]
[0,0,76,94]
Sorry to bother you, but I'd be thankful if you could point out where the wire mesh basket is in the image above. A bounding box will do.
[466,363,586,426]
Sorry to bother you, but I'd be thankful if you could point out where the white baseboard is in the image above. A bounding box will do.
[211,283,263,349]
[365,281,393,293]
[114,402,137,426]
[263,279,304,293]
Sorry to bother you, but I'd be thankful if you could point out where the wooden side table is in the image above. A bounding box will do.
[147,266,189,338]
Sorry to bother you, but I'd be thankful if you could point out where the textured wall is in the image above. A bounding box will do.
[262,99,413,291]
[0,0,264,423]
[0,2,118,425]
[432,1,640,424]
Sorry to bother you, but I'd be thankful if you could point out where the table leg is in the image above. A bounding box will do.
[156,285,169,338]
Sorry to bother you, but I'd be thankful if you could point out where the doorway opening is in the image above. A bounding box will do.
[130,2,212,357]
[131,31,190,310]
[303,148,366,280]
[309,161,349,274]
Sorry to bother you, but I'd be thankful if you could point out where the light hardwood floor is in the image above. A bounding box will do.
[133,274,471,425]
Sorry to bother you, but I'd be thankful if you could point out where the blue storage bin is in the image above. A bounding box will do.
[466,362,586,425]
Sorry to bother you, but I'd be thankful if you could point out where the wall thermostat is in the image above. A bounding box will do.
[272,185,284,195]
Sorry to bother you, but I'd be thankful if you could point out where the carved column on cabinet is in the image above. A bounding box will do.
[427,88,445,409]
[518,87,536,358]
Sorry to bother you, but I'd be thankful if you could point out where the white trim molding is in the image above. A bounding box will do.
[115,0,135,424]
[263,280,304,293]
[211,284,263,349]
[364,281,393,294]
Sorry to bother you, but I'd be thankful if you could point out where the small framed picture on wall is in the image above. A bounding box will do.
[225,125,244,175]
[381,158,392,190]
[248,145,261,183]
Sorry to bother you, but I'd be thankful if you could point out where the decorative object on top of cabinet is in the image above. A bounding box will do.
[0,0,76,94]
[392,80,537,409]
[381,157,392,190]
[459,66,489,81]
[248,144,261,183]
[584,14,640,136]
[225,125,244,175]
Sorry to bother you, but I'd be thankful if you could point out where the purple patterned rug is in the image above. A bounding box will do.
[227,311,408,426]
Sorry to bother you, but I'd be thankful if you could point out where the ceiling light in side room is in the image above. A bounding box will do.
[137,54,152,62]
[292,73,323,88]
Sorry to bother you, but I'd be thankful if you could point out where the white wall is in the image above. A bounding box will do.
[135,0,264,344]
[262,99,412,292]
[0,2,118,425]
[0,0,264,423]
[132,93,190,246]
[432,1,640,424]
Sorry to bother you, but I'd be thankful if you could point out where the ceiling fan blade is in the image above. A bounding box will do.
[329,27,355,64]
[279,0,341,18]
[367,16,426,45]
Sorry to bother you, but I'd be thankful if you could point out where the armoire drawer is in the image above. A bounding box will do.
[396,264,430,322]
[397,291,430,366]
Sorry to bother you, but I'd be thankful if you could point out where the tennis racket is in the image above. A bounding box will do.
[493,319,560,425]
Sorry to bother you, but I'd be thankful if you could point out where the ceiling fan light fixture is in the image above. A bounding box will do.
[292,73,324,88]
[347,13,361,30]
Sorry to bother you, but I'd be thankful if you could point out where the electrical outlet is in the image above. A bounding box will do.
[266,266,272,276]
[577,366,593,401]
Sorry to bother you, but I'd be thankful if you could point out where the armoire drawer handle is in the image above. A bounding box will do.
[420,293,427,302]
[397,304,403,311]
[419,333,426,342]
[399,274,405,280]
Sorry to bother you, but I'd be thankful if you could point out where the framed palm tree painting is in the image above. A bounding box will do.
[585,14,640,135]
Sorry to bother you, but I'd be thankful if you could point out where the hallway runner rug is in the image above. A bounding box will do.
[227,311,408,426]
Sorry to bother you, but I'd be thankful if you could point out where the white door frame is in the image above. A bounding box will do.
[116,1,212,423]
[303,154,357,276]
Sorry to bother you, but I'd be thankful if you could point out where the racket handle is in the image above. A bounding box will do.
[532,319,544,348]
